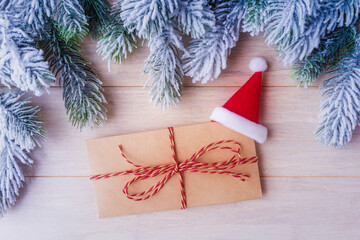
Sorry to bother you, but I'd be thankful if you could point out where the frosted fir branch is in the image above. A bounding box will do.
[242,0,268,36]
[0,1,12,11]
[182,1,247,83]
[266,0,318,50]
[0,135,30,216]
[0,14,55,96]
[292,26,357,87]
[316,38,360,148]
[56,0,88,42]
[175,0,215,39]
[97,2,137,64]
[43,23,107,129]
[120,0,179,39]
[97,21,137,64]
[280,1,359,65]
[82,0,112,39]
[266,0,359,65]
[143,28,184,108]
[292,53,325,88]
[279,13,327,65]
[323,0,359,32]
[182,28,230,83]
[16,0,91,41]
[0,91,45,151]
[19,0,57,36]
[220,0,248,42]
[0,90,45,216]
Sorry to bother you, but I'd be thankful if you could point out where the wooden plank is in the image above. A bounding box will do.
[2,177,359,240]
[82,34,315,87]
[26,87,360,177]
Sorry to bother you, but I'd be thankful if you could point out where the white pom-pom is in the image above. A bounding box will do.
[249,57,267,72]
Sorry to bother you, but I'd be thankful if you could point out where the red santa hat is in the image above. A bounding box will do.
[210,57,268,144]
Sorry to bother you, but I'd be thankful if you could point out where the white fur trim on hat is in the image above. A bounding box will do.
[210,107,267,144]
[249,57,267,72]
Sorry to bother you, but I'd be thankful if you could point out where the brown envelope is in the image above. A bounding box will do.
[86,122,262,218]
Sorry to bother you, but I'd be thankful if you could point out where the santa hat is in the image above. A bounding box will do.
[210,57,268,144]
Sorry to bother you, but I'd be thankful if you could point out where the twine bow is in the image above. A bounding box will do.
[90,127,258,209]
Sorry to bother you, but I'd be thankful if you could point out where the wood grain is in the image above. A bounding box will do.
[2,31,360,239]
[82,34,319,87]
[26,87,360,177]
[2,177,360,240]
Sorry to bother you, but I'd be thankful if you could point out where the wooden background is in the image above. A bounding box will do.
[2,34,360,240]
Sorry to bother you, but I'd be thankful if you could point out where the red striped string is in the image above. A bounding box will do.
[90,127,258,209]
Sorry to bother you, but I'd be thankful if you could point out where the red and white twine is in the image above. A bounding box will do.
[90,127,258,209]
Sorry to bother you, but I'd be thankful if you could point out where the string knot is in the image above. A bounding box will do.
[90,127,258,209]
[173,163,180,173]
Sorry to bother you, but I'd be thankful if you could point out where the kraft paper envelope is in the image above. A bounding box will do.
[86,122,262,218]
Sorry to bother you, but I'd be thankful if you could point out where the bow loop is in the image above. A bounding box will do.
[123,170,177,201]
